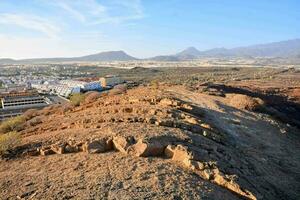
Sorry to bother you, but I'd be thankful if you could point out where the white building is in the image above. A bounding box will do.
[99,75,123,87]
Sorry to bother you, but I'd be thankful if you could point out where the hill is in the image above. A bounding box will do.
[0,51,137,64]
[1,85,299,199]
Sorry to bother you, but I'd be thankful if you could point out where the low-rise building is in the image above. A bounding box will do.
[1,95,48,110]
[99,75,123,87]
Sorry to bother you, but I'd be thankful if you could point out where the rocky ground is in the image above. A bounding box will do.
[0,85,299,200]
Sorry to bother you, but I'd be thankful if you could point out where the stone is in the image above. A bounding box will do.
[123,107,133,113]
[39,147,55,156]
[194,161,205,170]
[180,103,193,110]
[156,119,174,127]
[159,98,174,106]
[200,123,212,130]
[197,168,213,180]
[82,138,112,154]
[184,117,199,125]
[128,140,165,157]
[164,145,176,158]
[50,143,66,154]
[112,136,135,153]
[64,144,79,153]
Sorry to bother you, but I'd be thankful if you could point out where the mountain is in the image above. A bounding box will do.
[78,51,137,61]
[148,55,180,61]
[1,39,300,63]
[0,58,17,64]
[177,47,201,57]
[230,39,300,57]
[0,51,137,64]
[152,39,300,61]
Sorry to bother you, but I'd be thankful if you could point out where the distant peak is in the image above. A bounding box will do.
[177,46,201,57]
[184,47,199,52]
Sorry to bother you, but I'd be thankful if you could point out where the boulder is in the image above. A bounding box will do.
[112,136,135,153]
[165,145,193,167]
[128,140,165,157]
[83,138,113,154]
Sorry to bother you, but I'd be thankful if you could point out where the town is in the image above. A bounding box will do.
[0,64,125,121]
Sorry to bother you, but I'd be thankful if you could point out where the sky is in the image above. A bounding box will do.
[0,0,299,59]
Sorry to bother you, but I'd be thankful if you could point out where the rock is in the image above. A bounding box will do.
[159,98,174,106]
[184,117,199,125]
[164,145,176,158]
[170,145,193,167]
[155,119,174,127]
[145,117,157,124]
[64,144,79,153]
[51,143,66,154]
[123,107,133,113]
[39,147,55,156]
[180,103,193,111]
[194,161,205,170]
[197,168,213,180]
[128,140,165,157]
[200,123,212,130]
[24,149,40,156]
[83,138,113,154]
[210,169,257,200]
[112,136,135,153]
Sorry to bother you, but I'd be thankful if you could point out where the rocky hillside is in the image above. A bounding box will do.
[0,85,299,199]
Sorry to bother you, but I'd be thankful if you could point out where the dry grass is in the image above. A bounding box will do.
[70,93,86,106]
[0,131,21,155]
[0,116,25,134]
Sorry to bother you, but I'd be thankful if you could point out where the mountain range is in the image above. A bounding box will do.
[1,39,300,64]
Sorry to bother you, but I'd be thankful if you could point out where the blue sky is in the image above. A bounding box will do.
[0,0,299,59]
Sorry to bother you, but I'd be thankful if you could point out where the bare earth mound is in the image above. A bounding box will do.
[227,94,265,111]
[0,85,299,200]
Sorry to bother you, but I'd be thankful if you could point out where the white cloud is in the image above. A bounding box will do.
[0,34,121,59]
[50,0,144,25]
[0,13,60,38]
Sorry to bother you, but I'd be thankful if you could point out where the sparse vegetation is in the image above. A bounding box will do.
[0,116,25,134]
[0,131,21,155]
[70,93,85,106]
[150,79,159,89]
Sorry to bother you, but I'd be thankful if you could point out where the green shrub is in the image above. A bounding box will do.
[69,93,85,106]
[0,116,25,134]
[0,131,21,155]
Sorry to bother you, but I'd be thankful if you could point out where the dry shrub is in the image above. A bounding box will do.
[26,116,43,127]
[0,131,21,155]
[109,85,127,96]
[70,93,85,106]
[0,116,26,134]
[227,94,265,111]
[84,92,101,104]
[23,109,39,120]
[150,80,159,89]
